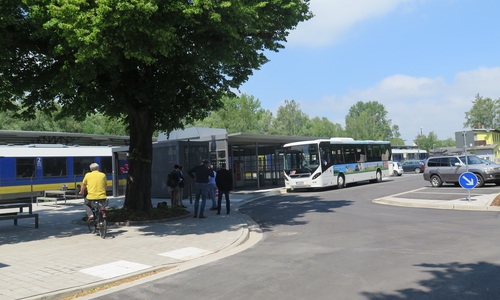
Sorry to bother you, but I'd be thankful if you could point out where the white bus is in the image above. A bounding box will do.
[283,138,392,190]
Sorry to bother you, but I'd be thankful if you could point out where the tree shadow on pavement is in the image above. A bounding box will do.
[0,202,94,245]
[238,193,353,232]
[361,261,500,299]
[132,193,353,238]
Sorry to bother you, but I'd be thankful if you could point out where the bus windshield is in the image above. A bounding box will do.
[283,144,320,173]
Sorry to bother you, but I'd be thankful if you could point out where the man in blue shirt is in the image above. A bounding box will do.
[187,160,214,218]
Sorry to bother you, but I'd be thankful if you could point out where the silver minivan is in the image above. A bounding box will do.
[423,155,500,187]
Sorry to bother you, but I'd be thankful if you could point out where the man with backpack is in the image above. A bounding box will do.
[167,165,181,207]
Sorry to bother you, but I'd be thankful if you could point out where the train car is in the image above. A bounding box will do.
[0,144,127,202]
[391,148,428,162]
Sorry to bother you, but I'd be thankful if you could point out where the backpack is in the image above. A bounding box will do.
[166,171,176,187]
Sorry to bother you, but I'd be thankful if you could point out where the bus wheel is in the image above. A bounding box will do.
[337,175,345,189]
[370,170,382,183]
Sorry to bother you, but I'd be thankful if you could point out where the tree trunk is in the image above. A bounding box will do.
[123,105,154,212]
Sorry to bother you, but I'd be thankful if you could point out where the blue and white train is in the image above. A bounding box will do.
[0,144,128,202]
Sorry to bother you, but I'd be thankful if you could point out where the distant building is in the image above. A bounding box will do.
[431,129,499,162]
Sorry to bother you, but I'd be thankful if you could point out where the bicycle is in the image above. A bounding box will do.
[87,199,108,239]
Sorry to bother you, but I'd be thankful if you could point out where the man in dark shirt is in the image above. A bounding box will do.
[215,164,233,215]
[187,160,214,218]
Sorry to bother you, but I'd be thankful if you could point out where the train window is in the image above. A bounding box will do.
[74,157,95,176]
[100,157,112,175]
[16,158,36,178]
[43,157,67,177]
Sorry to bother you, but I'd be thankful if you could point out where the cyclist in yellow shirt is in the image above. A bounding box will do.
[80,163,107,222]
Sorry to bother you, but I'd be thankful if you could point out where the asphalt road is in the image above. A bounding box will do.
[91,174,500,300]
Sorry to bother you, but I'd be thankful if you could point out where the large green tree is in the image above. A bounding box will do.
[414,131,439,153]
[303,116,344,138]
[344,101,393,140]
[464,94,499,130]
[192,94,273,134]
[1,0,312,211]
[273,99,309,135]
[390,125,405,146]
[0,105,128,135]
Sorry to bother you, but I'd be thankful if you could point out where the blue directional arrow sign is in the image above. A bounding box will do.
[459,172,478,189]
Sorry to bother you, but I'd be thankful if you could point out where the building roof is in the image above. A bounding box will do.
[0,130,138,146]
[227,132,321,147]
[158,127,322,148]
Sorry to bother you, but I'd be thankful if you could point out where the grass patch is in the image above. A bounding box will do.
[61,266,176,299]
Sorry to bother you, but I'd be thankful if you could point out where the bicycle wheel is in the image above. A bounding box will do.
[87,219,92,233]
[98,214,107,239]
[87,214,97,234]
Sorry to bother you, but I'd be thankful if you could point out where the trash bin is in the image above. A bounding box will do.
[259,173,265,186]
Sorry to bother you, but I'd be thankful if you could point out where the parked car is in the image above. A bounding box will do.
[401,160,425,173]
[479,157,497,165]
[423,155,500,187]
[392,162,403,176]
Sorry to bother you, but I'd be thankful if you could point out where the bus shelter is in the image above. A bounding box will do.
[160,128,319,190]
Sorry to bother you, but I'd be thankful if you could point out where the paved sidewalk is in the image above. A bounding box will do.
[0,188,283,300]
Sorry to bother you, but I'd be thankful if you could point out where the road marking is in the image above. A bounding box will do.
[158,247,212,260]
[80,260,151,279]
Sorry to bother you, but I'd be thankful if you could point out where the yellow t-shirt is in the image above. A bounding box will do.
[83,170,107,200]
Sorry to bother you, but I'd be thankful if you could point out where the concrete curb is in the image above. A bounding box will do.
[372,197,500,212]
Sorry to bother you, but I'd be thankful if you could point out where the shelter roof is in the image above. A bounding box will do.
[227,132,321,147]
[0,130,139,146]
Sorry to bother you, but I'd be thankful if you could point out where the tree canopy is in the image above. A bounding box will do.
[464,94,499,130]
[191,94,274,134]
[274,99,309,136]
[1,0,313,211]
[344,101,393,140]
[414,131,456,152]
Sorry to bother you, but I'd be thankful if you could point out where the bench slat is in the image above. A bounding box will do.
[0,213,38,228]
[36,197,66,206]
[0,212,18,216]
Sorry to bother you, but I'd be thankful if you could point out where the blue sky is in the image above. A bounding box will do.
[239,0,500,144]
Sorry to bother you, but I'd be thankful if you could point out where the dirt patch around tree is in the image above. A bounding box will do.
[491,194,500,206]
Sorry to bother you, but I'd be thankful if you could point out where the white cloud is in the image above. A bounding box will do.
[301,67,500,144]
[288,0,416,47]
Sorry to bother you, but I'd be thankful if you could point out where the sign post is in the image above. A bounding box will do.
[459,172,478,201]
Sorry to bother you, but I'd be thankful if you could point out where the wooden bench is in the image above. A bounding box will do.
[37,190,73,206]
[36,196,66,206]
[0,202,39,228]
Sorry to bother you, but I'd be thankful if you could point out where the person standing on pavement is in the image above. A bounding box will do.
[215,163,233,215]
[168,165,181,207]
[178,165,186,208]
[208,165,218,210]
[187,160,214,218]
[80,163,107,222]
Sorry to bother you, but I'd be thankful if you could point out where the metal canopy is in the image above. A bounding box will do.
[0,129,318,148]
[0,130,139,146]
[228,132,321,147]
